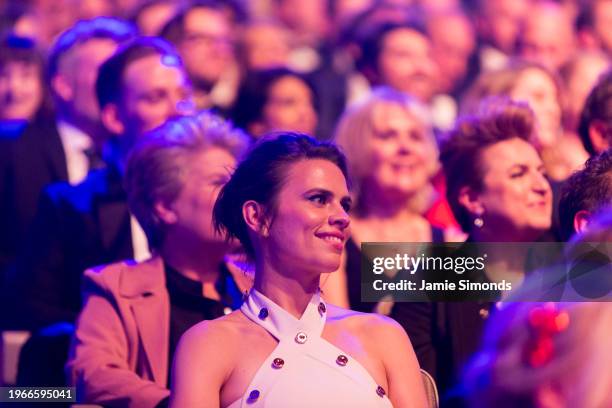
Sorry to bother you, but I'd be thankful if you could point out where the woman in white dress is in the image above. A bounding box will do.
[169,133,426,407]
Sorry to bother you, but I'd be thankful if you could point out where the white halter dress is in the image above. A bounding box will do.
[226,289,394,408]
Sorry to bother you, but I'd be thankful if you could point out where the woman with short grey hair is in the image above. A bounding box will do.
[67,111,252,407]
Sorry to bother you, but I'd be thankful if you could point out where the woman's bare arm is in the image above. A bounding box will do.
[375,316,428,408]
[169,321,233,408]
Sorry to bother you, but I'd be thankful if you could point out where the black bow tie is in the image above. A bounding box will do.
[83,147,106,171]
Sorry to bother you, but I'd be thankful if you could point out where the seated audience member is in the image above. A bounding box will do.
[9,0,79,49]
[15,37,194,329]
[516,0,576,72]
[425,7,477,131]
[0,18,135,326]
[231,68,318,139]
[392,98,553,403]
[131,0,181,36]
[472,0,529,71]
[273,0,329,54]
[426,7,475,96]
[465,301,612,408]
[357,19,438,105]
[559,51,610,133]
[577,69,612,156]
[0,35,51,122]
[170,133,427,407]
[75,0,118,20]
[462,60,587,182]
[236,19,291,71]
[67,111,252,408]
[330,87,446,310]
[325,2,418,116]
[576,0,612,54]
[161,2,238,111]
[558,149,612,241]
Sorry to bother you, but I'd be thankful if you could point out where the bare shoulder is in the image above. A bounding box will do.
[326,305,407,340]
[175,311,261,387]
[184,310,252,344]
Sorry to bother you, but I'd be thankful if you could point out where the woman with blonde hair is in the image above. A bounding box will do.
[330,86,447,312]
[67,112,253,407]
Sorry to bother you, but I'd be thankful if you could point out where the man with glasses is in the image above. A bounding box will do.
[161,2,237,112]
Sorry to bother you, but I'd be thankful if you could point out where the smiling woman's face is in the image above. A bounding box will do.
[264,158,352,275]
[474,137,552,240]
[366,103,436,199]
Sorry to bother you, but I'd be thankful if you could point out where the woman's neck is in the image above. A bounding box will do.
[254,259,320,319]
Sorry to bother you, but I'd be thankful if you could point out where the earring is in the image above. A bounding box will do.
[474,216,484,228]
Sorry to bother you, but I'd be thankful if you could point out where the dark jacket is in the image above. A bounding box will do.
[14,166,133,328]
[0,118,67,275]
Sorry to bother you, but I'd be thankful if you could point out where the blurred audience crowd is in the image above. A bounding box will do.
[1,0,611,407]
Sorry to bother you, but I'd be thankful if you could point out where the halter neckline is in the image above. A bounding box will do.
[241,289,326,342]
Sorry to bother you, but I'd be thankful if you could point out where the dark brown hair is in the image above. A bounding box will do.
[213,133,349,258]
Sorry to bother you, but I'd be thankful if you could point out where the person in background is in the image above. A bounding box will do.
[357,19,439,105]
[516,0,576,72]
[330,87,448,311]
[67,111,252,408]
[0,18,134,312]
[471,0,530,72]
[392,98,553,404]
[0,35,51,122]
[9,36,195,388]
[425,6,477,131]
[236,19,291,71]
[426,7,476,99]
[559,51,610,134]
[273,0,329,54]
[231,68,318,139]
[161,1,239,111]
[9,0,79,50]
[461,60,587,182]
[577,69,612,156]
[465,301,612,408]
[16,36,194,330]
[558,149,612,242]
[131,0,182,36]
[576,0,612,54]
[170,133,427,408]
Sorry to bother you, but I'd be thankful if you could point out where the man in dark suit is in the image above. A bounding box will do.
[0,18,135,282]
[14,37,195,329]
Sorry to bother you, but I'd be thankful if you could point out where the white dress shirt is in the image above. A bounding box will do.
[57,120,93,185]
